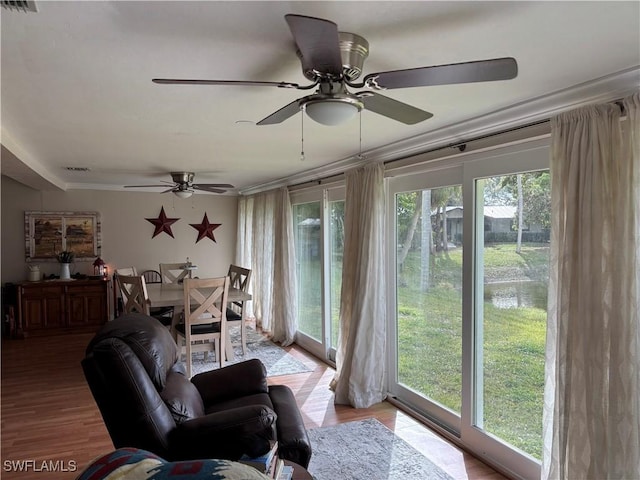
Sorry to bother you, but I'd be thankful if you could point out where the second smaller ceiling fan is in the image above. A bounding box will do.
[125,172,234,198]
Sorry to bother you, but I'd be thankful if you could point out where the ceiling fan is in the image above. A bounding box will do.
[124,172,234,198]
[152,14,518,126]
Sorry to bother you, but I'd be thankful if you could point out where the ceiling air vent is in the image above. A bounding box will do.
[1,1,37,12]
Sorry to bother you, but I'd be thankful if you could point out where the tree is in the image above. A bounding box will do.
[397,191,422,269]
[420,190,432,291]
[516,174,523,254]
[431,187,458,252]
[484,176,514,205]
[521,172,551,231]
[498,171,551,250]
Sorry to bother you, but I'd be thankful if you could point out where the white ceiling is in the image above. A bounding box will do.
[2,1,639,195]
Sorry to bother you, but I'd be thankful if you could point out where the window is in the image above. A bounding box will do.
[474,172,550,460]
[389,137,551,479]
[293,201,323,341]
[291,187,345,362]
[395,186,463,415]
[329,200,345,351]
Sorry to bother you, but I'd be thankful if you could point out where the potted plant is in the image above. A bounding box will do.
[56,251,74,279]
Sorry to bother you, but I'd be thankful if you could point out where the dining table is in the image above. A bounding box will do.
[146,282,251,361]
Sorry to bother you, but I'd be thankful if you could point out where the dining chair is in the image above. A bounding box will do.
[116,274,172,327]
[116,274,151,316]
[142,269,174,321]
[226,264,252,355]
[114,267,138,316]
[176,276,230,378]
[141,269,162,284]
[159,263,192,284]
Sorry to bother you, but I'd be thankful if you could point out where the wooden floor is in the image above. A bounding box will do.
[1,331,506,480]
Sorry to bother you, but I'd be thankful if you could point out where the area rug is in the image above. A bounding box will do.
[186,325,313,377]
[307,418,454,480]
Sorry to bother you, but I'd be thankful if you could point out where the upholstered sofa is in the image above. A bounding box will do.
[81,313,311,467]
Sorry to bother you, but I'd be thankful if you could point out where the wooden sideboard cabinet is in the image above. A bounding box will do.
[17,279,110,336]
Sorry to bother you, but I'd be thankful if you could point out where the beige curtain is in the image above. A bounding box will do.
[543,93,640,479]
[330,163,387,408]
[271,187,297,346]
[236,188,297,344]
[236,195,254,317]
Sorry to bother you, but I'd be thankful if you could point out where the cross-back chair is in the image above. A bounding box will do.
[116,267,137,276]
[114,267,138,316]
[117,274,172,327]
[226,264,252,355]
[159,263,192,285]
[176,276,230,378]
[117,274,151,316]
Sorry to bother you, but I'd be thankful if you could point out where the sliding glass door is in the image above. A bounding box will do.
[395,185,464,420]
[471,170,550,463]
[293,201,323,342]
[291,187,345,362]
[328,199,345,355]
[389,138,551,479]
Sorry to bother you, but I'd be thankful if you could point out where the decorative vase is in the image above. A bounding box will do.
[60,263,71,280]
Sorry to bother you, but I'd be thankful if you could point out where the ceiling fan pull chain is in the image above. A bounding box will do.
[358,110,364,160]
[300,109,305,162]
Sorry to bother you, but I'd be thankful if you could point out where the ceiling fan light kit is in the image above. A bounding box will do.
[303,94,363,126]
[173,190,193,199]
[152,13,517,128]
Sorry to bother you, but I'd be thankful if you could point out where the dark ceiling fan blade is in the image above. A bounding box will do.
[124,184,170,188]
[153,79,302,89]
[161,188,176,194]
[361,57,518,90]
[285,14,343,77]
[193,183,235,189]
[358,92,433,125]
[194,186,227,194]
[256,98,302,125]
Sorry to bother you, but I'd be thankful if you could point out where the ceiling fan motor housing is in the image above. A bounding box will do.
[170,171,195,185]
[338,32,369,81]
[297,31,369,82]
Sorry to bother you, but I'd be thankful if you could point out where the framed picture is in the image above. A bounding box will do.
[25,211,101,262]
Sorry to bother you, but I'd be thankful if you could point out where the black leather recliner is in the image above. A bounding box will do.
[81,313,312,468]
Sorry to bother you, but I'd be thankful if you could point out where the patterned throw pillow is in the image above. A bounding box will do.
[76,448,272,480]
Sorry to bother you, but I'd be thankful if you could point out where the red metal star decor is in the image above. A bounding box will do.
[146,206,180,238]
[190,213,221,243]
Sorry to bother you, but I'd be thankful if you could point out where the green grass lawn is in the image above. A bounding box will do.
[297,243,549,459]
[397,244,548,459]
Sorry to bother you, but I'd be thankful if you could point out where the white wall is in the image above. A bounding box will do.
[1,176,238,284]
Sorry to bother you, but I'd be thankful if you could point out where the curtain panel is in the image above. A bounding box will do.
[236,188,297,344]
[330,162,387,408]
[543,93,640,479]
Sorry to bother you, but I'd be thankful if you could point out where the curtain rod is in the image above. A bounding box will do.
[288,117,549,190]
[288,98,627,191]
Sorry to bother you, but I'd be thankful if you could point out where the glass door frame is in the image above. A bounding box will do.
[290,185,345,364]
[387,165,464,435]
[461,137,549,480]
[387,136,550,480]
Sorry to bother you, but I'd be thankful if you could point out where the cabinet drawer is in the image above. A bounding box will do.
[21,285,64,296]
[66,285,104,294]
